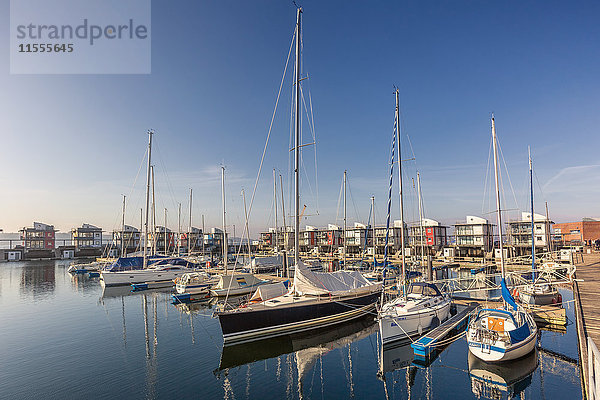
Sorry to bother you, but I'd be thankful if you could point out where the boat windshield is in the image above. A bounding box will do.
[408,284,439,297]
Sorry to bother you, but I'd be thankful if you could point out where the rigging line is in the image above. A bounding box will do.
[154,139,179,213]
[307,84,319,213]
[300,149,316,210]
[335,174,344,224]
[497,135,520,212]
[242,24,295,242]
[533,167,547,202]
[346,175,362,223]
[482,134,493,215]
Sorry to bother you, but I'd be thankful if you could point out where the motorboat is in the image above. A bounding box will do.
[175,271,217,294]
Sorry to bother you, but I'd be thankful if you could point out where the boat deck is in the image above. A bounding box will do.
[573,252,600,399]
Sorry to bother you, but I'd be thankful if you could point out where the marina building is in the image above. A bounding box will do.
[453,216,494,258]
[553,218,600,246]
[180,227,203,253]
[19,222,56,259]
[204,227,227,257]
[112,225,141,255]
[507,212,553,257]
[408,219,448,257]
[71,224,102,249]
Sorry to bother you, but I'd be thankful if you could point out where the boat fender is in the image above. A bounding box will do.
[557,293,563,304]
[418,324,423,336]
[512,288,519,300]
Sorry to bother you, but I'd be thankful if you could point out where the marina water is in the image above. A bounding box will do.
[0,260,582,399]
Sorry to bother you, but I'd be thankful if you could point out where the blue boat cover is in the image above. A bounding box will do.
[509,322,531,344]
[104,255,197,272]
[501,278,518,311]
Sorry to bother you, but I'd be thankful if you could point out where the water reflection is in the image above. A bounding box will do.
[20,261,55,298]
[217,316,376,372]
[468,350,538,399]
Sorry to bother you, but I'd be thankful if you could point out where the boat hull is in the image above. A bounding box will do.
[216,292,380,345]
[468,329,537,362]
[379,299,451,345]
[100,269,191,287]
[519,290,559,306]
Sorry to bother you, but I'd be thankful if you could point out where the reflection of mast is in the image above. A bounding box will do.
[143,294,150,359]
[121,296,127,347]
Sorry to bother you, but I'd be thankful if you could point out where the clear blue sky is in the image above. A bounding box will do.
[1,0,599,236]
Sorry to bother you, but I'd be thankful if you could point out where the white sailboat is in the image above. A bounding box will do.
[100,131,195,287]
[518,153,560,305]
[467,116,538,362]
[378,89,451,347]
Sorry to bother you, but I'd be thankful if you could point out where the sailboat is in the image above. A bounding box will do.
[378,89,451,346]
[518,150,560,305]
[467,116,538,362]
[215,8,381,346]
[100,131,196,286]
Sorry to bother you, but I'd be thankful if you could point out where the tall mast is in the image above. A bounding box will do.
[273,169,279,254]
[178,203,181,256]
[343,170,347,268]
[545,201,552,255]
[143,130,153,269]
[221,166,228,273]
[529,146,535,280]
[121,194,126,258]
[371,196,376,265]
[139,208,143,253]
[164,208,168,254]
[188,188,193,254]
[395,89,406,291]
[294,7,302,269]
[242,189,251,265]
[417,172,424,265]
[280,174,289,277]
[201,214,205,256]
[151,165,156,256]
[491,116,505,277]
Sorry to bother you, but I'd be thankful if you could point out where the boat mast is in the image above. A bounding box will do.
[143,130,153,269]
[188,188,192,254]
[242,189,251,266]
[491,116,505,277]
[151,165,156,256]
[371,196,376,266]
[395,89,406,294]
[273,169,279,254]
[121,194,126,258]
[178,203,181,256]
[221,166,228,273]
[545,201,552,255]
[343,170,347,268]
[294,7,302,269]
[164,208,168,254]
[529,146,535,281]
[280,174,289,277]
[417,172,424,266]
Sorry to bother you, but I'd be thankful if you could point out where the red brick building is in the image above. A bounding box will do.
[553,219,600,245]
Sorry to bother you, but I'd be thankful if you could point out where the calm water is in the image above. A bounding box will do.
[0,260,582,399]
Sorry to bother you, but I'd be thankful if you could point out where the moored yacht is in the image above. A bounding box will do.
[379,282,451,346]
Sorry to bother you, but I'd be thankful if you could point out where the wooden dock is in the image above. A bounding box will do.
[411,302,479,359]
[573,253,600,399]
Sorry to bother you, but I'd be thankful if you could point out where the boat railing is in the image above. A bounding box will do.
[588,337,600,400]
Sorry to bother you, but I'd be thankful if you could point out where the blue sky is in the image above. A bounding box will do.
[1,1,599,236]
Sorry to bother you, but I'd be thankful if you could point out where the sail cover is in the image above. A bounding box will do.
[294,260,380,296]
[501,278,518,311]
[249,281,290,302]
